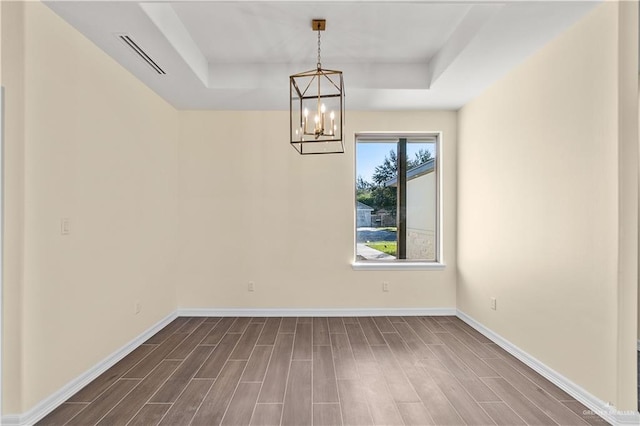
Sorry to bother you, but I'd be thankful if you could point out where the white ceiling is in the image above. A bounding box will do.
[44,0,601,111]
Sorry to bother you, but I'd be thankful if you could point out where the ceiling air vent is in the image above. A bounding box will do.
[117,34,166,75]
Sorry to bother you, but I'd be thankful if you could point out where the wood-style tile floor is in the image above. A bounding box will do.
[37,316,608,426]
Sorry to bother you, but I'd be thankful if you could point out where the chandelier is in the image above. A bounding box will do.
[290,19,344,155]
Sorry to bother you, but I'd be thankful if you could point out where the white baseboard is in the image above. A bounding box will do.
[177,307,456,317]
[457,310,640,426]
[2,311,177,426]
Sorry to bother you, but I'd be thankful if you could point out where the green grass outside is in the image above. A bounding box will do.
[365,241,397,256]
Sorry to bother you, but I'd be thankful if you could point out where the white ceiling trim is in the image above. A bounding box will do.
[206,63,430,90]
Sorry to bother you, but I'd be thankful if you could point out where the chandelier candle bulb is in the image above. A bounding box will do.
[303,108,308,133]
[330,111,335,134]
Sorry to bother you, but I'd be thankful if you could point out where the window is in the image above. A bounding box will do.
[354,133,441,268]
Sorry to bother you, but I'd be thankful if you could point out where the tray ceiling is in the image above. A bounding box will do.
[45,0,600,110]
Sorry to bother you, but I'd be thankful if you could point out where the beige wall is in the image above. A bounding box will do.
[615,0,638,411]
[176,111,457,309]
[2,1,26,414]
[458,1,637,410]
[2,2,179,412]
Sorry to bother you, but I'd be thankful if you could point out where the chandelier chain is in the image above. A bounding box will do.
[317,29,322,69]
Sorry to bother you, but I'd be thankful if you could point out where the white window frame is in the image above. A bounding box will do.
[352,131,445,271]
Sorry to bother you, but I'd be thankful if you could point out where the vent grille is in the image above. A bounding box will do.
[117,34,166,75]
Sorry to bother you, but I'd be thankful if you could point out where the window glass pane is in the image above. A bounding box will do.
[355,136,438,262]
[356,142,397,260]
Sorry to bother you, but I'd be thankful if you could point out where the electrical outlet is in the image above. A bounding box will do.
[490,297,497,310]
[248,281,255,292]
[135,302,142,315]
[382,281,389,292]
[60,218,70,235]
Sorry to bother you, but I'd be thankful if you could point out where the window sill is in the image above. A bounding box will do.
[351,262,446,271]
